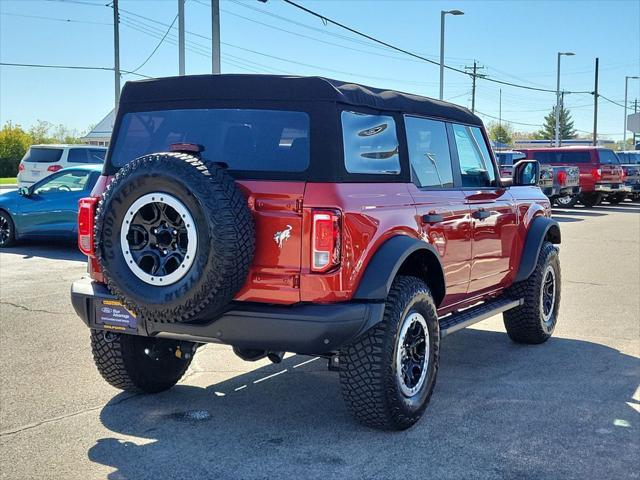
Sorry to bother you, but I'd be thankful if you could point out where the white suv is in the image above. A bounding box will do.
[17,144,107,187]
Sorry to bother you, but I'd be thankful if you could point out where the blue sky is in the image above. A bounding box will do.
[1,0,639,140]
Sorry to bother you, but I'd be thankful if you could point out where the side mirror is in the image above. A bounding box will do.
[512,159,540,186]
[18,186,31,197]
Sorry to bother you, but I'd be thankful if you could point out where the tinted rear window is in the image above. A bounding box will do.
[533,151,591,164]
[68,148,106,164]
[110,109,310,172]
[22,147,63,163]
[597,150,619,165]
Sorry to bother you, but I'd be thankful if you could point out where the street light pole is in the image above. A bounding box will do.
[113,0,120,107]
[178,0,185,76]
[623,76,639,148]
[555,51,575,147]
[211,0,220,74]
[439,9,464,101]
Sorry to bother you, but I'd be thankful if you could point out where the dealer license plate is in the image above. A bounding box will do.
[95,300,137,332]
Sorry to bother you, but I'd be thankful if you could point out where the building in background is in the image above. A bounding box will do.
[81,109,115,146]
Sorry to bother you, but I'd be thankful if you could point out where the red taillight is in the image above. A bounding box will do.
[557,171,567,186]
[78,197,99,256]
[18,163,25,172]
[620,168,625,182]
[47,165,63,173]
[591,168,602,182]
[311,210,341,273]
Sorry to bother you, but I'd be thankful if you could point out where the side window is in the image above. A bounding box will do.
[452,124,496,188]
[34,170,92,195]
[67,149,89,163]
[88,149,106,163]
[404,116,453,188]
[341,111,400,175]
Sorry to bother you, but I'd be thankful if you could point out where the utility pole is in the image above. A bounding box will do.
[499,89,502,127]
[464,60,486,113]
[211,0,221,74]
[178,0,185,75]
[633,98,638,147]
[592,57,599,146]
[113,0,120,107]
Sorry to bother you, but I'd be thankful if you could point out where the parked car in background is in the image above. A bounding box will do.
[496,151,580,206]
[617,151,640,201]
[495,150,526,176]
[17,144,107,188]
[0,165,102,247]
[519,147,628,207]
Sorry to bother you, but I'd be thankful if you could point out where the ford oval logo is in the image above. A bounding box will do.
[101,307,113,314]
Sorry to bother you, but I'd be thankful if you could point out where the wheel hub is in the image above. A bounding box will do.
[395,312,430,397]
[120,192,197,286]
[540,264,557,326]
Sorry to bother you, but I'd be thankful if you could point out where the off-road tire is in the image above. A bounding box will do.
[0,210,16,247]
[554,195,578,208]
[95,152,254,324]
[580,192,602,208]
[90,329,194,393]
[339,276,440,430]
[503,242,560,344]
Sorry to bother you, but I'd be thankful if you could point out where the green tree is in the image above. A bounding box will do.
[28,119,53,144]
[535,105,576,140]
[488,122,513,146]
[0,122,32,177]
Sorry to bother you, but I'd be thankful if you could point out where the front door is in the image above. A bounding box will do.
[450,123,518,295]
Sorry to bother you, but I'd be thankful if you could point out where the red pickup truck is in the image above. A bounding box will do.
[519,147,628,207]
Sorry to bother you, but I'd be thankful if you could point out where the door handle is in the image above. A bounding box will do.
[421,213,443,224]
[472,209,490,220]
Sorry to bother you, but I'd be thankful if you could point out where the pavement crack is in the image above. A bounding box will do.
[0,394,139,437]
[0,301,66,315]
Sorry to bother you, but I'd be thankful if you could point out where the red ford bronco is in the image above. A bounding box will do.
[71,75,561,430]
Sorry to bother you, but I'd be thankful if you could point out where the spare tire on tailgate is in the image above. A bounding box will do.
[95,152,254,323]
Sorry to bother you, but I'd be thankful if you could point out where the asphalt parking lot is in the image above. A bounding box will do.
[0,202,638,480]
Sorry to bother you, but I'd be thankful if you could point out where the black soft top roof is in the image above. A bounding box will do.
[120,74,482,126]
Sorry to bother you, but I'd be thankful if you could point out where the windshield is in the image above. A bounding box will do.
[110,109,310,172]
[22,147,63,163]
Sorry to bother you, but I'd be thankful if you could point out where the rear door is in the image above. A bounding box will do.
[450,123,518,295]
[404,115,471,306]
[19,147,64,184]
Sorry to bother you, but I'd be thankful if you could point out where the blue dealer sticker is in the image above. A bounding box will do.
[95,300,137,332]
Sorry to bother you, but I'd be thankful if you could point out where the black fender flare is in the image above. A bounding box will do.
[353,235,446,306]
[514,216,561,283]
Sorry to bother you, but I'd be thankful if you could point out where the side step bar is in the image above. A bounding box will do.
[439,297,523,338]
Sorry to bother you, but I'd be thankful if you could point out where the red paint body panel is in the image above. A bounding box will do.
[86,174,550,314]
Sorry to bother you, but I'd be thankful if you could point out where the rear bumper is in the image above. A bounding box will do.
[624,182,640,192]
[71,278,385,354]
[547,185,580,197]
[594,183,629,193]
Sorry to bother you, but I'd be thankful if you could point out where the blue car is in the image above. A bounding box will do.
[0,164,102,247]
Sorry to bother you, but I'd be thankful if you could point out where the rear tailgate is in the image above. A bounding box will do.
[600,164,624,184]
[233,180,305,304]
[18,147,64,184]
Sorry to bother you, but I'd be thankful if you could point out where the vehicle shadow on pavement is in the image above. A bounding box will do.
[0,241,85,262]
[88,329,639,479]
[550,215,583,223]
[552,208,607,217]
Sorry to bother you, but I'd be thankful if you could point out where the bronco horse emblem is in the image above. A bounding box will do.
[274,225,293,249]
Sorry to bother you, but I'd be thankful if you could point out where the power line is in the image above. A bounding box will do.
[127,13,179,74]
[0,12,111,25]
[599,94,634,110]
[0,61,152,78]
[475,110,541,127]
[280,0,594,94]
